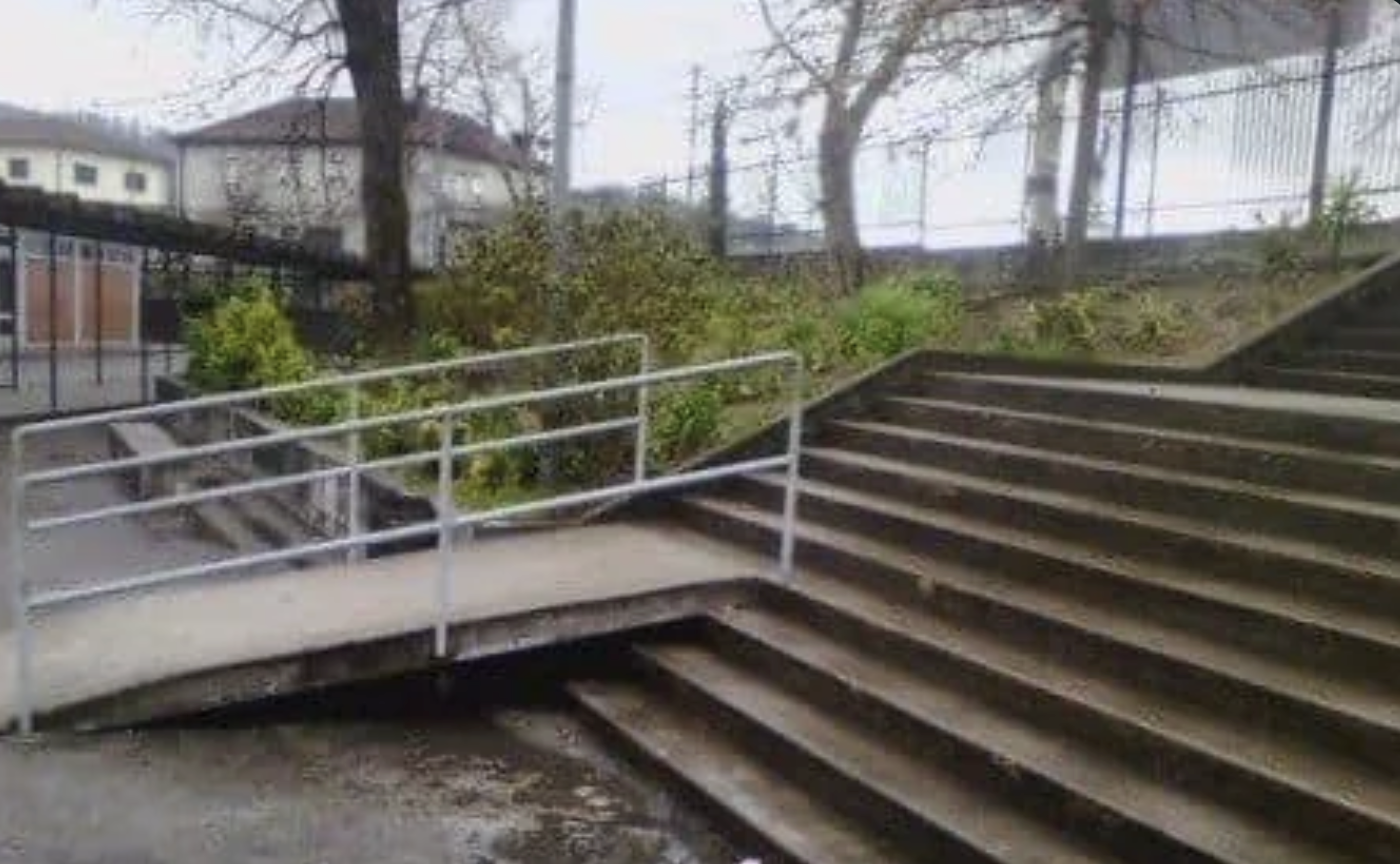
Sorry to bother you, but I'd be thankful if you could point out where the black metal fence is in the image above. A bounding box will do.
[0,182,367,418]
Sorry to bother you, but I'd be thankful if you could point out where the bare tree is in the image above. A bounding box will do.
[755,0,1345,290]
[145,0,505,335]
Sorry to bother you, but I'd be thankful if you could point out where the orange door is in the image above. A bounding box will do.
[25,257,76,344]
[81,264,137,343]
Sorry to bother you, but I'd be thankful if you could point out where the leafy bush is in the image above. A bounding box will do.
[1254,212,1307,284]
[186,283,345,425]
[651,385,724,466]
[1026,287,1111,356]
[1318,173,1379,271]
[838,275,964,360]
[1120,291,1188,354]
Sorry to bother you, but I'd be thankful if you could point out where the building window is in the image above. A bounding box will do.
[124,171,147,193]
[73,163,98,186]
[6,158,29,181]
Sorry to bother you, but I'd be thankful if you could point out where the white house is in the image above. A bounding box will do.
[0,106,173,348]
[0,105,174,209]
[173,97,539,267]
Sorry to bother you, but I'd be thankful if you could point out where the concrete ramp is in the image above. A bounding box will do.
[0,523,765,731]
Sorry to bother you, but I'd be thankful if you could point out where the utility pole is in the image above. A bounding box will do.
[551,0,577,216]
[708,91,730,258]
[686,65,702,205]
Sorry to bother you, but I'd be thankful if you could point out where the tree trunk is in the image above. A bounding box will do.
[1062,0,1113,288]
[819,113,864,293]
[336,0,414,338]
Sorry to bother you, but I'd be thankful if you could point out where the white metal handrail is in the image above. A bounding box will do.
[6,341,803,735]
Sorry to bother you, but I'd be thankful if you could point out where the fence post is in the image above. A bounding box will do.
[634,337,651,483]
[779,358,804,580]
[9,429,33,735]
[1309,4,1344,224]
[346,384,363,564]
[434,411,456,658]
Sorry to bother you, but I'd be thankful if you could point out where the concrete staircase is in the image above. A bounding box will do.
[1253,288,1400,398]
[574,368,1400,863]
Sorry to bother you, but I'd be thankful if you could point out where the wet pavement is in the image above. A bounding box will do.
[0,423,227,628]
[0,707,738,864]
[0,427,742,864]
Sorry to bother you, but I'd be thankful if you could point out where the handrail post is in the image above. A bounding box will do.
[9,429,33,735]
[346,384,363,564]
[779,358,804,581]
[434,410,456,658]
[634,336,652,483]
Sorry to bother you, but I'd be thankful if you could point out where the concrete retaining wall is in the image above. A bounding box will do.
[155,376,437,556]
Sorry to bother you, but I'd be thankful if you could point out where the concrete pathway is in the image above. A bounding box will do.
[0,522,769,730]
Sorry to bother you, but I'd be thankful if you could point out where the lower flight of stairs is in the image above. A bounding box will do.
[572,369,1400,864]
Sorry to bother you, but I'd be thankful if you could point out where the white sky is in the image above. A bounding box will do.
[0,0,767,185]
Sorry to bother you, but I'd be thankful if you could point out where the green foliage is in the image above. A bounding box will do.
[837,274,964,360]
[1254,212,1308,284]
[651,385,724,466]
[1317,173,1379,271]
[1120,291,1188,354]
[1026,287,1111,356]
[186,282,345,425]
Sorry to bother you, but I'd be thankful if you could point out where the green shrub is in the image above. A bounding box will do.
[651,385,724,466]
[1255,212,1307,284]
[1317,172,1379,271]
[1120,291,1188,354]
[1026,287,1111,356]
[838,275,964,360]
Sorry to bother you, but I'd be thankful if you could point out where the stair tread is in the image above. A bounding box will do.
[1260,366,1400,385]
[769,571,1400,836]
[785,446,1400,650]
[795,443,1400,608]
[571,679,914,864]
[829,417,1400,524]
[639,642,1119,864]
[793,445,1400,650]
[707,602,1380,864]
[686,492,1400,733]
[882,394,1400,473]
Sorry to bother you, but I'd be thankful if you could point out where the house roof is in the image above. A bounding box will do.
[174,97,536,170]
[0,104,175,165]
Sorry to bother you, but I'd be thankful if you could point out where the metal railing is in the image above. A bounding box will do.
[6,334,804,734]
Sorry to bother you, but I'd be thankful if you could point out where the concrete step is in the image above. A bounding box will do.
[701,601,1395,864]
[782,446,1400,625]
[569,678,920,864]
[1287,349,1400,378]
[1341,302,1400,327]
[1253,366,1400,400]
[629,641,1120,864]
[678,495,1400,774]
[915,373,1400,457]
[719,463,1400,706]
[1320,326,1400,353]
[822,419,1400,559]
[741,578,1400,862]
[224,494,326,567]
[873,396,1400,507]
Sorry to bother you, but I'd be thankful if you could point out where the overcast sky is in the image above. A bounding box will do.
[0,0,766,185]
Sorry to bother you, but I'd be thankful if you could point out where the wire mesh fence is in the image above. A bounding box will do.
[634,26,1400,257]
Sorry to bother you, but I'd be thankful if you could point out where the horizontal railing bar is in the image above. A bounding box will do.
[18,332,648,437]
[28,416,641,532]
[27,452,792,611]
[455,455,793,528]
[27,520,442,610]
[23,352,797,487]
